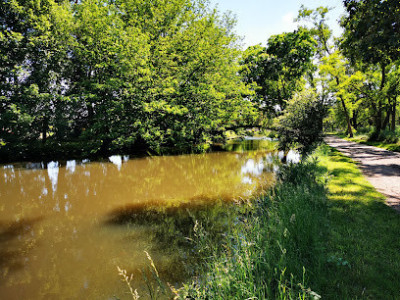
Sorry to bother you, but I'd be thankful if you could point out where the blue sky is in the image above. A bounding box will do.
[208,0,346,48]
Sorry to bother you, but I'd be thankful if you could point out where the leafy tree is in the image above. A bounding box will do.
[296,5,357,137]
[240,28,316,117]
[277,90,325,159]
[0,0,258,160]
[296,5,333,58]
[341,0,400,136]
[319,51,368,135]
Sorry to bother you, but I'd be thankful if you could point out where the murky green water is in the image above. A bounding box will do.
[0,139,291,299]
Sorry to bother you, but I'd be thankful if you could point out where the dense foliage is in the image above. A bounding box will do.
[327,0,400,139]
[239,29,316,117]
[2,0,400,298]
[278,90,325,158]
[278,1,400,142]
[1,0,399,160]
[0,0,256,159]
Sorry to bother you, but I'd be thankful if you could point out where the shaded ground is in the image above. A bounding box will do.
[325,135,400,212]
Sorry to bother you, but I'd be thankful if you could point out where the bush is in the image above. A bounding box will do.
[372,128,400,144]
[277,90,325,159]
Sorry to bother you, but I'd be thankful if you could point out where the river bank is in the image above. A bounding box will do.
[3,141,399,299]
[0,138,278,299]
[152,144,400,299]
[0,130,275,164]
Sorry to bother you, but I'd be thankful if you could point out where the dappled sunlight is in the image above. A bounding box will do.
[316,145,400,298]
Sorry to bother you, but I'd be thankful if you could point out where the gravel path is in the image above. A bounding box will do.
[324,135,400,212]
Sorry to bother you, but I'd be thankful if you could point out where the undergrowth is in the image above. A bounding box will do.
[118,144,400,299]
[176,161,328,299]
[335,128,400,152]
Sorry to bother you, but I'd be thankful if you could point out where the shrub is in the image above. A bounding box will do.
[277,90,325,159]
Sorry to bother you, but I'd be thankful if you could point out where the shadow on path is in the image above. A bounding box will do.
[324,136,400,212]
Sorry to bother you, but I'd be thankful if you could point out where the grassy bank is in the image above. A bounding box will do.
[316,145,400,298]
[170,144,400,299]
[334,130,400,153]
[176,161,328,299]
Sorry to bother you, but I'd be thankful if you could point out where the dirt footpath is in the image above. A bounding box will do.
[324,135,400,212]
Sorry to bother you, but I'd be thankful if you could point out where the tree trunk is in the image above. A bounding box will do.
[352,110,358,130]
[341,98,353,137]
[374,109,382,139]
[335,77,353,137]
[391,97,397,132]
[374,62,387,138]
[42,116,48,144]
[382,108,391,130]
[281,150,289,164]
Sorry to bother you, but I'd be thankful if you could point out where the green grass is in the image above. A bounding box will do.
[316,145,400,299]
[334,131,400,153]
[172,145,400,299]
[119,144,400,299]
[176,161,328,299]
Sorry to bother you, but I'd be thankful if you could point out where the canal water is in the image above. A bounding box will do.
[0,139,296,299]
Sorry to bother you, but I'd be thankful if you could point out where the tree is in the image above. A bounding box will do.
[296,5,357,137]
[0,0,258,160]
[341,0,400,136]
[277,90,325,159]
[296,5,333,58]
[319,51,368,135]
[240,28,316,117]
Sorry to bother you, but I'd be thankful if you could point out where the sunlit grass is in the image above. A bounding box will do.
[119,144,400,299]
[315,144,400,299]
[175,161,328,299]
[333,132,400,152]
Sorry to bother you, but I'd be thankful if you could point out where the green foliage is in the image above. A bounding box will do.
[296,3,400,139]
[296,5,332,57]
[341,0,400,66]
[0,0,257,160]
[240,28,316,116]
[341,129,400,152]
[337,0,400,137]
[277,90,325,158]
[177,161,327,299]
[175,146,400,299]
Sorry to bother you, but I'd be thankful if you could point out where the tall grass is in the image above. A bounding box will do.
[118,144,400,299]
[176,162,328,299]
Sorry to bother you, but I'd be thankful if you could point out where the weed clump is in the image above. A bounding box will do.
[177,162,328,299]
